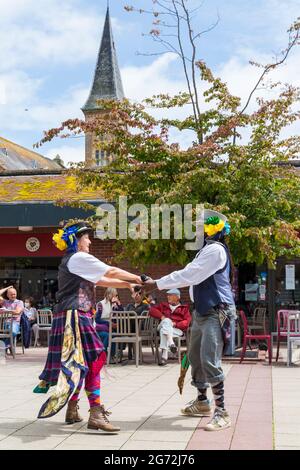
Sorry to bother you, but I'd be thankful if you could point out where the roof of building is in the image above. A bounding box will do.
[0,136,63,172]
[82,6,125,112]
[0,173,104,203]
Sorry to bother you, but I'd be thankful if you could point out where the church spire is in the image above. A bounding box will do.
[82,6,125,112]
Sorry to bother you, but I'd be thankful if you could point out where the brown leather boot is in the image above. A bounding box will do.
[65,400,83,424]
[87,405,120,433]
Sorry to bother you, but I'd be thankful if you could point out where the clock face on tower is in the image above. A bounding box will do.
[26,237,40,253]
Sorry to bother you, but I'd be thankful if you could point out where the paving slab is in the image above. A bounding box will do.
[2,346,300,450]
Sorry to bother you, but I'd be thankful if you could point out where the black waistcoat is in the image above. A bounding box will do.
[54,253,95,314]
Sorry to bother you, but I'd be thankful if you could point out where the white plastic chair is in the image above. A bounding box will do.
[248,307,267,335]
[34,309,52,347]
[287,311,300,367]
[0,312,15,358]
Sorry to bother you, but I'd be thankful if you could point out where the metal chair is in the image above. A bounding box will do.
[238,309,272,364]
[173,329,190,363]
[287,312,300,367]
[107,311,142,367]
[138,312,159,362]
[34,309,53,347]
[0,312,15,358]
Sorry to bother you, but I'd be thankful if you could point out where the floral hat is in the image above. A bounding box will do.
[52,221,92,252]
[203,209,231,238]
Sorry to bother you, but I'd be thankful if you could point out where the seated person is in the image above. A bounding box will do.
[23,297,39,346]
[0,286,14,310]
[125,286,149,316]
[145,293,157,306]
[95,288,123,355]
[149,288,191,366]
[125,287,149,360]
[3,287,24,344]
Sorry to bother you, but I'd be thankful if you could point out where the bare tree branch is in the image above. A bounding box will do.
[136,51,168,57]
[149,34,183,57]
[181,0,203,143]
[193,14,220,41]
[233,25,300,145]
[170,0,199,132]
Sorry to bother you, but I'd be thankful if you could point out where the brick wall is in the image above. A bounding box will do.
[90,237,192,307]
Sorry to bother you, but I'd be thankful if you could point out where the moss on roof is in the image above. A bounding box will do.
[0,174,104,203]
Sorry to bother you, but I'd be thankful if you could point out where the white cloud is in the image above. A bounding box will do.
[122,53,186,102]
[218,49,300,139]
[0,72,88,132]
[45,143,85,167]
[0,71,42,107]
[219,0,299,49]
[0,0,104,70]
[220,52,300,98]
[0,0,299,159]
[0,81,6,105]
[123,45,300,148]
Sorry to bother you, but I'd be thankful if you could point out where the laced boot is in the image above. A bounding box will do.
[87,405,120,433]
[65,400,83,424]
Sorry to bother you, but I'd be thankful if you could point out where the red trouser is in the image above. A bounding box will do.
[70,352,106,407]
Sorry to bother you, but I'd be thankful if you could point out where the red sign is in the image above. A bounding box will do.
[0,233,62,258]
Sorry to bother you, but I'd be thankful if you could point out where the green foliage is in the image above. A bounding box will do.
[38,22,300,269]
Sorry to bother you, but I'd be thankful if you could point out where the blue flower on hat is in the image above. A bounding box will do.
[225,222,231,236]
[61,225,80,253]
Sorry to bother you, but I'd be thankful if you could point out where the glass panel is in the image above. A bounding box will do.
[276,262,300,309]
[0,257,59,309]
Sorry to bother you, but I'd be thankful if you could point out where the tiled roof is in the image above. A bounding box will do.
[0,136,63,171]
[0,174,104,203]
[82,6,125,112]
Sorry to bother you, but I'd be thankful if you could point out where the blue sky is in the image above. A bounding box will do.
[0,0,299,165]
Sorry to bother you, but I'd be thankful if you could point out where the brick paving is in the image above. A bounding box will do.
[187,363,273,450]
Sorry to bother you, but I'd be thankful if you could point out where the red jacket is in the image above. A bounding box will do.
[149,302,191,331]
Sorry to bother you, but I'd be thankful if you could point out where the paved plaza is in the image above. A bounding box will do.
[0,348,300,450]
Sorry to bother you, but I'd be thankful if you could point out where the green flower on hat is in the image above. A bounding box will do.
[205,216,221,225]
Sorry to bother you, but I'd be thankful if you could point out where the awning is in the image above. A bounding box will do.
[0,202,99,228]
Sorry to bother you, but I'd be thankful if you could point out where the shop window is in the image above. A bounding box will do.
[276,263,300,308]
[95,150,100,166]
[0,257,59,308]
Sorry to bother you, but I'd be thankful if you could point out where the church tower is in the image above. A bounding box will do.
[82,6,125,168]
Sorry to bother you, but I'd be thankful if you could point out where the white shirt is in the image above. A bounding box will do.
[98,299,112,319]
[156,243,227,302]
[169,303,180,312]
[68,252,110,284]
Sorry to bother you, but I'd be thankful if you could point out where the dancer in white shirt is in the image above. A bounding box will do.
[144,209,236,431]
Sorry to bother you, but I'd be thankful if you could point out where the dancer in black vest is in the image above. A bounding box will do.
[35,221,142,433]
[144,210,236,431]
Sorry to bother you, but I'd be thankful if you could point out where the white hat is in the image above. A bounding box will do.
[166,289,181,297]
[204,209,227,224]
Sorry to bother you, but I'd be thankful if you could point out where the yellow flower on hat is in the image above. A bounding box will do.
[204,220,225,237]
[52,230,67,251]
